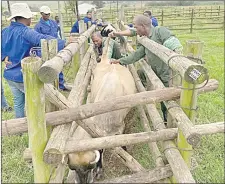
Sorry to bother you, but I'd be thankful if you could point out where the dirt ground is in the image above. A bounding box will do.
[94,107,154,182]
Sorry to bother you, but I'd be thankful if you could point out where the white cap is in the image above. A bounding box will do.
[40,6,52,14]
[7,3,33,20]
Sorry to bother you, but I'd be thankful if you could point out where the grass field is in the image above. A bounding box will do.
[1,26,224,183]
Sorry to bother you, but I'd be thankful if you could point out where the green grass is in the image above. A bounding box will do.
[1,27,224,184]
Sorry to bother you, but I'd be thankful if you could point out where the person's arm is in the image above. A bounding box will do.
[23,29,65,51]
[111,45,145,65]
[109,29,134,38]
[34,23,41,33]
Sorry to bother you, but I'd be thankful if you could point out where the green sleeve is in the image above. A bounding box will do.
[112,41,122,59]
[120,45,145,65]
[157,27,173,44]
[107,39,115,59]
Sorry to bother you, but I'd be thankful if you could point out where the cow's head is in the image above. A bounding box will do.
[68,150,100,183]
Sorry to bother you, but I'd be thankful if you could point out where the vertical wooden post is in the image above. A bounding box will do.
[71,33,80,78]
[91,8,95,21]
[48,39,59,89]
[184,40,204,64]
[211,6,213,18]
[78,20,85,62]
[177,39,205,168]
[58,1,65,40]
[21,57,51,183]
[177,80,198,168]
[190,9,194,33]
[161,10,164,26]
[218,6,220,16]
[41,39,49,63]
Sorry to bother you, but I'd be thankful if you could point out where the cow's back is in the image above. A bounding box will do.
[90,62,136,136]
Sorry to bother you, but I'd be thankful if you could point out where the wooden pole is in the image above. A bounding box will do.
[184,40,204,64]
[137,36,208,84]
[58,1,65,40]
[190,9,194,33]
[43,48,92,165]
[2,79,218,136]
[64,128,178,153]
[21,57,50,183]
[7,0,11,14]
[37,25,96,84]
[97,165,173,183]
[78,20,85,62]
[121,38,194,183]
[70,33,80,78]
[23,122,225,160]
[161,10,164,26]
[177,80,198,168]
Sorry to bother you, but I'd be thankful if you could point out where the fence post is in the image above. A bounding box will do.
[190,9,194,33]
[184,40,204,64]
[161,10,164,26]
[71,33,80,78]
[211,6,213,18]
[21,57,51,183]
[218,6,220,16]
[78,20,85,62]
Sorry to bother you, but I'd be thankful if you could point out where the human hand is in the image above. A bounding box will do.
[108,31,115,38]
[110,59,120,64]
[3,56,12,66]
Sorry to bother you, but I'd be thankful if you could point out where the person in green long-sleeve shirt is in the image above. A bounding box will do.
[91,32,122,62]
[109,15,183,122]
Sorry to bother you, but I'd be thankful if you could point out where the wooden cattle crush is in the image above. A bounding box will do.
[2,18,224,183]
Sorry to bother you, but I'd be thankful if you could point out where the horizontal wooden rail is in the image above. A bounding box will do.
[63,122,224,154]
[2,78,218,136]
[37,24,96,83]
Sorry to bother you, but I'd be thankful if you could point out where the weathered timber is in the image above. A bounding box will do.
[137,36,208,84]
[21,57,50,183]
[68,47,92,101]
[23,148,32,162]
[44,84,73,109]
[71,33,80,78]
[126,45,165,167]
[45,51,93,182]
[2,82,218,136]
[184,40,204,64]
[78,20,85,61]
[140,59,201,146]
[44,49,93,165]
[49,163,67,183]
[21,122,225,161]
[38,25,96,83]
[78,52,96,105]
[119,38,195,183]
[62,122,224,153]
[64,128,177,153]
[119,20,208,84]
[112,147,145,172]
[97,165,173,183]
[41,39,49,62]
[125,39,217,146]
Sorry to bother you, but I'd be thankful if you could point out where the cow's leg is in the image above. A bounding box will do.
[95,149,104,180]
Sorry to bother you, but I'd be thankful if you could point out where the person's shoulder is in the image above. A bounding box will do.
[50,19,57,24]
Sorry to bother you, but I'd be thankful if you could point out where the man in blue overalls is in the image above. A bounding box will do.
[2,3,66,118]
[34,6,67,90]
